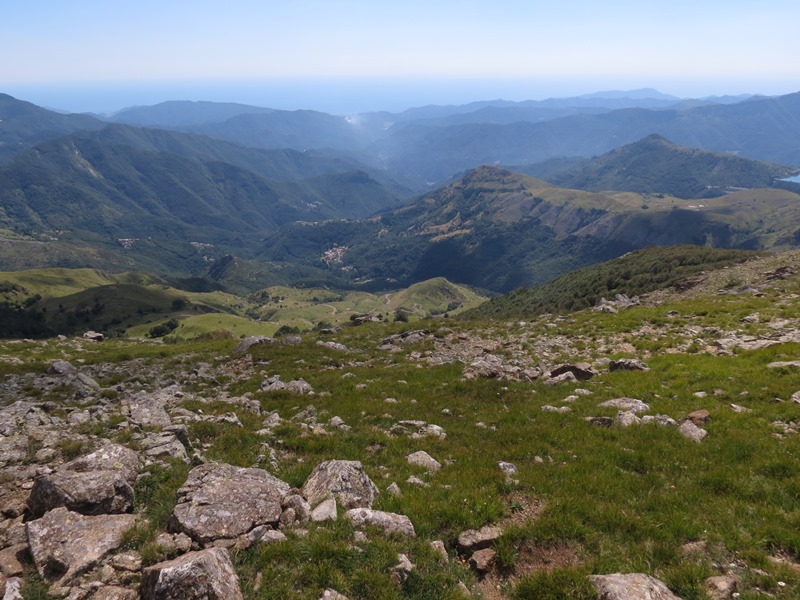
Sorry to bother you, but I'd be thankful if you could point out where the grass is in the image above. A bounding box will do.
[6,255,800,598]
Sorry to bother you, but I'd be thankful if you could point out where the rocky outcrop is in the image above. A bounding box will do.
[169,462,290,546]
[141,547,243,600]
[27,443,140,517]
[591,573,681,599]
[26,507,136,586]
[301,460,378,510]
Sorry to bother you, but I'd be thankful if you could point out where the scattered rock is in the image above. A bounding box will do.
[233,336,276,356]
[678,420,708,442]
[345,509,415,537]
[26,507,137,586]
[591,573,681,600]
[320,589,349,600]
[544,371,578,385]
[391,420,446,439]
[614,411,642,427]
[469,548,496,574]
[549,363,595,381]
[392,553,415,582]
[406,451,442,472]
[27,443,140,517]
[704,574,737,600]
[609,359,649,372]
[141,547,243,600]
[687,409,710,425]
[598,398,650,413]
[457,525,502,555]
[301,460,379,509]
[310,497,337,522]
[169,462,290,546]
[497,461,516,475]
[261,375,313,394]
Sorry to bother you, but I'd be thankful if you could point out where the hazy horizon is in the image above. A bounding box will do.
[2,0,798,115]
[4,77,798,116]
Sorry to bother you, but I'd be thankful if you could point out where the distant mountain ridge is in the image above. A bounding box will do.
[544,134,798,198]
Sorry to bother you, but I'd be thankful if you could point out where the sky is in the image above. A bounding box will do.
[2,0,799,114]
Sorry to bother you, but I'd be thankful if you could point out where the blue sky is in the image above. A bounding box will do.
[2,0,799,113]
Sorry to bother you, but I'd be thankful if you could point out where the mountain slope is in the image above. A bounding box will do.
[0,133,403,261]
[109,100,275,127]
[464,245,759,318]
[260,166,800,292]
[0,93,105,163]
[547,135,798,198]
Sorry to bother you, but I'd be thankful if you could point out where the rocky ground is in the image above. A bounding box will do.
[2,252,800,599]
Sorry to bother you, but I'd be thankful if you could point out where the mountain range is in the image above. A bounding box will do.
[1,90,800,293]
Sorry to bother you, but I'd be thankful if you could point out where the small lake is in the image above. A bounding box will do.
[782,174,800,183]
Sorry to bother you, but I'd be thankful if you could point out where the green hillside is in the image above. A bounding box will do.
[464,245,759,319]
[547,134,798,198]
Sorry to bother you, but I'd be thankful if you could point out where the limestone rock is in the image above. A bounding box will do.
[457,525,502,554]
[123,392,171,428]
[92,586,138,599]
[687,409,710,425]
[1,577,22,600]
[169,462,290,546]
[549,363,595,381]
[591,573,681,600]
[345,508,415,537]
[704,575,737,600]
[406,450,441,472]
[301,460,379,509]
[233,336,276,356]
[678,420,708,442]
[141,547,243,600]
[599,398,650,413]
[609,359,649,372]
[310,497,337,522]
[27,443,140,517]
[0,544,26,577]
[26,507,137,585]
[469,548,496,574]
[615,411,642,427]
[320,589,349,600]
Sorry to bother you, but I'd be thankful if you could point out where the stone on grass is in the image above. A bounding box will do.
[687,409,710,425]
[345,508,415,537]
[310,497,337,522]
[405,450,441,472]
[591,573,681,600]
[599,398,650,413]
[609,359,649,372]
[27,443,140,517]
[141,547,243,600]
[469,548,496,574]
[678,420,708,442]
[549,363,595,381]
[615,411,642,427]
[169,462,290,546]
[233,336,276,356]
[26,507,137,586]
[457,525,502,555]
[320,589,349,600]
[704,575,737,600]
[301,460,379,509]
